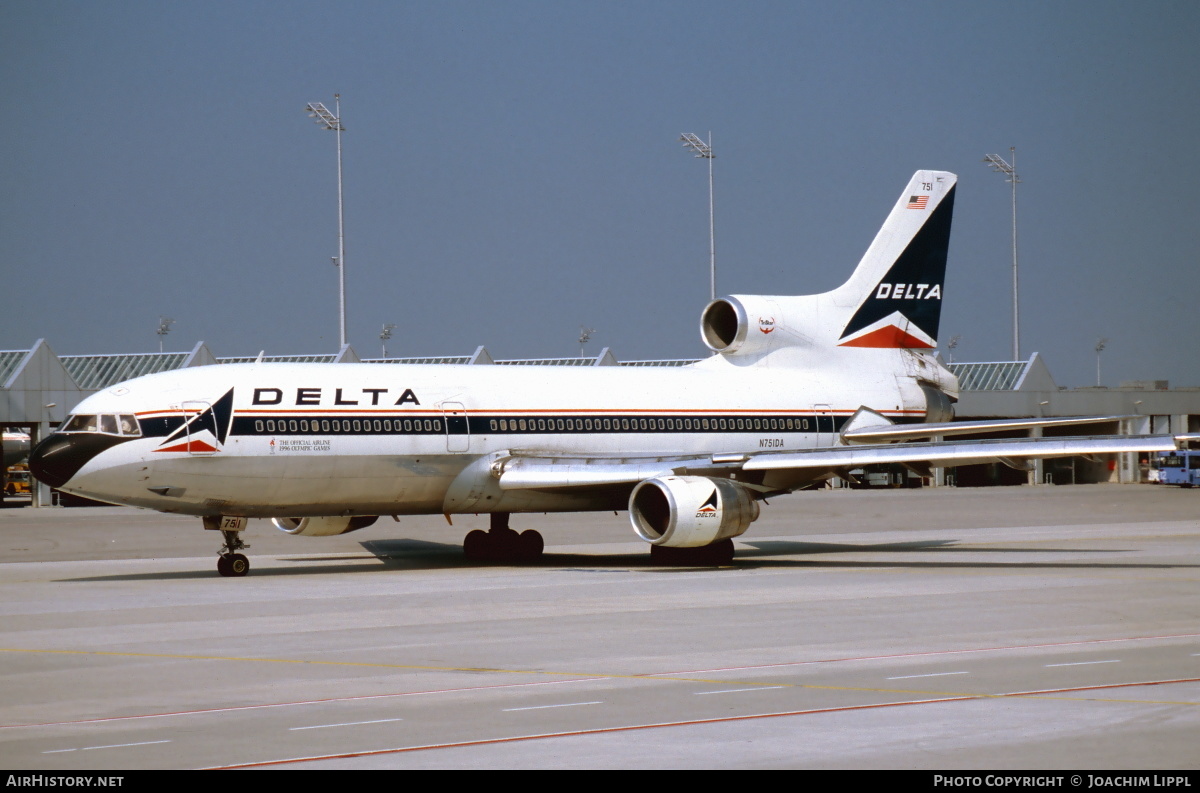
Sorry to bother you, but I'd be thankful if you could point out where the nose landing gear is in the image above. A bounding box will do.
[217,549,250,577]
[203,516,251,577]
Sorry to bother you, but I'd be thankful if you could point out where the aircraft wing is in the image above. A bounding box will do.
[839,413,1137,444]
[497,455,713,490]
[740,433,1176,472]
[496,433,1177,491]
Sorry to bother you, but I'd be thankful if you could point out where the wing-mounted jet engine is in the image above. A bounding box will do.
[629,476,760,565]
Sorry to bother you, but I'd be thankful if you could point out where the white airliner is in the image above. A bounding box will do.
[29,170,1177,576]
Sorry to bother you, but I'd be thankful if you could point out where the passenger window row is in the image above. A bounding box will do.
[243,414,820,436]
[487,416,813,432]
[253,418,442,434]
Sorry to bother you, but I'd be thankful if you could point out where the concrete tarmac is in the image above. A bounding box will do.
[1,484,1198,769]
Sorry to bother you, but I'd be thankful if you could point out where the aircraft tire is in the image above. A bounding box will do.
[228,553,250,577]
[487,528,519,563]
[519,530,544,561]
[464,529,489,561]
[649,539,734,567]
[707,538,735,566]
[218,553,249,577]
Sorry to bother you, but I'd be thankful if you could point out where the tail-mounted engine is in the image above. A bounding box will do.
[272,515,379,537]
[701,296,788,357]
[629,476,760,548]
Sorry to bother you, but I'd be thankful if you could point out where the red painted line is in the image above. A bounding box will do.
[211,675,1200,769]
[214,695,976,769]
[996,676,1200,698]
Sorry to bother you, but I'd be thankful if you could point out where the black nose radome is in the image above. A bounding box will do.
[28,433,128,489]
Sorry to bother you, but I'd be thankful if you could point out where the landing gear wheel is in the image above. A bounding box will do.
[518,529,544,562]
[706,538,735,566]
[462,514,544,563]
[464,529,489,561]
[214,523,251,577]
[650,539,735,567]
[227,553,249,576]
[217,553,249,577]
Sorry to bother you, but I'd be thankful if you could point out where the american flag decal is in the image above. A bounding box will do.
[906,195,929,210]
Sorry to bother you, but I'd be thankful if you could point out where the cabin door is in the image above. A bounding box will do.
[180,400,219,456]
[442,401,469,452]
[811,403,834,447]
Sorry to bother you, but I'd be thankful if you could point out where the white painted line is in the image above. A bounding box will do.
[41,749,77,754]
[83,740,172,751]
[1045,660,1121,668]
[886,671,970,680]
[694,686,786,695]
[503,701,602,712]
[291,718,404,731]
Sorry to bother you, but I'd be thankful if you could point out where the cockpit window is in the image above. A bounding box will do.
[60,413,141,436]
[119,414,141,436]
[62,414,99,433]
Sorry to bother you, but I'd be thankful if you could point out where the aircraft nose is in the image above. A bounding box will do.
[28,433,123,489]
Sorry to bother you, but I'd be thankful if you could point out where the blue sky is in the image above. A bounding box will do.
[3,0,1198,387]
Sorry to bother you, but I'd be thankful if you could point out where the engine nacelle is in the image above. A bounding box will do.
[701,296,788,357]
[271,515,379,537]
[629,476,760,548]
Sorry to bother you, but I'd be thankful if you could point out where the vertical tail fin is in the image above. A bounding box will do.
[833,170,956,349]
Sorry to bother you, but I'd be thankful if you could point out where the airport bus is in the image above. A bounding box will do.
[1156,450,1200,487]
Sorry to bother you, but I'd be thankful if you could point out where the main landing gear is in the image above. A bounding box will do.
[463,513,544,563]
[649,538,735,567]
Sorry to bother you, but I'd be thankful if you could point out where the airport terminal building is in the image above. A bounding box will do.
[3,339,1197,505]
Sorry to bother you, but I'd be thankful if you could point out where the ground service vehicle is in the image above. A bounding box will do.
[4,466,31,496]
[1157,450,1200,487]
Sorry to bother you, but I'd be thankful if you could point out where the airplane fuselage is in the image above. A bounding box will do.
[40,353,926,518]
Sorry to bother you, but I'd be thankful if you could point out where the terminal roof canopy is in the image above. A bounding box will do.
[948,353,1056,392]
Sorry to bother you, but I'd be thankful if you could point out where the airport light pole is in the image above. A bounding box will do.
[156,316,174,353]
[1095,337,1108,387]
[680,133,716,301]
[983,148,1021,361]
[306,95,347,349]
[579,326,596,357]
[380,323,396,358]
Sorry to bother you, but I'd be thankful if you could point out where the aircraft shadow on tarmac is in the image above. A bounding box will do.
[58,536,1197,582]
